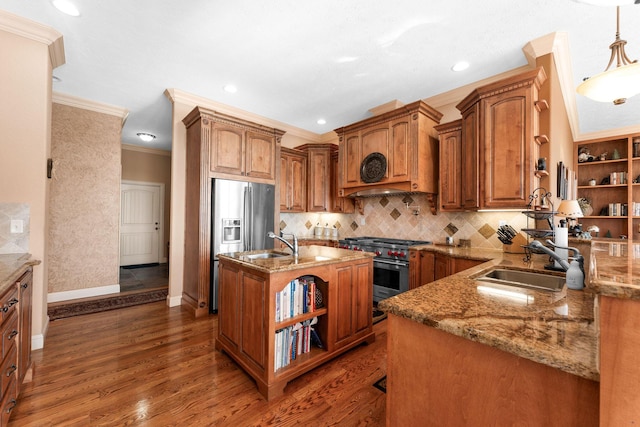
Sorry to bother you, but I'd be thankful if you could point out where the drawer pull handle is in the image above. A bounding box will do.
[1,307,7,313]
[8,330,17,340]
[21,283,28,289]
[7,298,18,307]
[5,398,17,414]
[5,364,16,377]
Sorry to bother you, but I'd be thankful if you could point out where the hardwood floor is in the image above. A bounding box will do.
[10,302,387,426]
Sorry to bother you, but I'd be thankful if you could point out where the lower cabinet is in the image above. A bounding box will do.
[410,249,487,288]
[215,257,375,400]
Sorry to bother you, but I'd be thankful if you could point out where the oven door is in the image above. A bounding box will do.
[373,258,409,302]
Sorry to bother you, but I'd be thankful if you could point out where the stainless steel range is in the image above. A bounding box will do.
[338,237,432,302]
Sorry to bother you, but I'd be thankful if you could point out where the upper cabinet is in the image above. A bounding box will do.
[280,147,307,213]
[183,107,285,184]
[334,100,443,198]
[449,67,547,210]
[434,120,463,211]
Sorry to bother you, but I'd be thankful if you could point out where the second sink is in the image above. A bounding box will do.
[474,268,566,292]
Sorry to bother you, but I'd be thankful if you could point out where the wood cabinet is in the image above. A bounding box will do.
[16,270,32,386]
[215,254,375,400]
[435,120,463,211]
[330,150,355,213]
[182,106,285,317]
[454,67,547,210]
[411,249,486,287]
[298,144,332,212]
[334,100,443,198]
[575,133,640,240]
[280,147,306,212]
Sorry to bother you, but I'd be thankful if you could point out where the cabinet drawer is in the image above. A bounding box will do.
[0,288,18,325]
[0,345,17,398]
[0,375,16,426]
[1,312,18,361]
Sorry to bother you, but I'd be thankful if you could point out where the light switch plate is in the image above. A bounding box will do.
[10,219,23,234]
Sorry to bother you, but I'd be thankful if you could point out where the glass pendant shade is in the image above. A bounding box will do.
[577,62,640,104]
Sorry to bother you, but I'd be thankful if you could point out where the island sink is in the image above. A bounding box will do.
[244,252,289,260]
[474,268,565,292]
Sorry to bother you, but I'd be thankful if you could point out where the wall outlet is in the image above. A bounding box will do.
[360,217,366,225]
[10,219,24,234]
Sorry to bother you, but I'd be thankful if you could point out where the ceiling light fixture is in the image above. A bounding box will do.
[223,84,237,93]
[451,61,469,72]
[576,6,640,105]
[136,133,156,142]
[316,119,327,125]
[51,0,80,16]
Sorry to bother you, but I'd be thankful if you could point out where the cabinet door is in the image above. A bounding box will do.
[419,251,435,285]
[289,155,307,212]
[279,155,289,211]
[482,88,531,208]
[239,272,266,370]
[210,123,244,175]
[343,132,361,188]
[461,104,480,209]
[17,270,32,385]
[218,263,240,347]
[409,249,420,290]
[389,117,411,182]
[434,253,450,281]
[439,128,462,211]
[245,131,276,180]
[334,261,372,348]
[451,258,483,274]
[331,151,354,213]
[307,148,331,212]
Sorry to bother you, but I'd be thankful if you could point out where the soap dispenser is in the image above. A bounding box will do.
[566,259,584,290]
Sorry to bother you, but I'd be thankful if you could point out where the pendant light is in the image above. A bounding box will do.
[576,6,640,105]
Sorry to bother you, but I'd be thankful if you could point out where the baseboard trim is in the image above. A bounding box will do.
[48,284,120,303]
[167,295,182,307]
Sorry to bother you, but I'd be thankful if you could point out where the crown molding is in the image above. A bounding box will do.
[121,143,171,157]
[164,88,323,142]
[53,92,129,125]
[0,9,65,68]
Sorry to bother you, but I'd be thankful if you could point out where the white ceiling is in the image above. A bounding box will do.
[3,0,640,151]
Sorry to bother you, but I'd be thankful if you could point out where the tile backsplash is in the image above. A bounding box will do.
[0,203,30,254]
[280,194,529,249]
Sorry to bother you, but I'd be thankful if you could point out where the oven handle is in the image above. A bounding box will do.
[374,259,409,268]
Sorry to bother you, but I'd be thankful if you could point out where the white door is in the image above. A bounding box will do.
[120,182,162,266]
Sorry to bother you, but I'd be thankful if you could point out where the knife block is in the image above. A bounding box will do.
[502,233,528,254]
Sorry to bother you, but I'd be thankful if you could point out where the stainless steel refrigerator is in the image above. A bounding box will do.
[210,178,275,312]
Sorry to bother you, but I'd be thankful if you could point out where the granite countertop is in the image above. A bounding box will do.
[379,250,599,381]
[218,245,373,273]
[0,253,40,294]
[588,241,640,299]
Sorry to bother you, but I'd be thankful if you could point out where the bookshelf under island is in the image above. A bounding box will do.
[215,245,375,400]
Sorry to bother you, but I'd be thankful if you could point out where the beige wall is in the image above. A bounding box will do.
[121,146,172,259]
[0,12,63,349]
[48,103,122,296]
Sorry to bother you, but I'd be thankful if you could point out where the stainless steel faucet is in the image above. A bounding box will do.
[529,240,585,283]
[267,231,298,257]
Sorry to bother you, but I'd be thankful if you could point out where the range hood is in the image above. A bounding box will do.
[334,100,443,214]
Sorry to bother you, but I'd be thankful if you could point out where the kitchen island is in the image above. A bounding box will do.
[379,248,600,426]
[215,245,375,400]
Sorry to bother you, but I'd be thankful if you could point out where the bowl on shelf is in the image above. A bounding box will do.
[521,210,556,220]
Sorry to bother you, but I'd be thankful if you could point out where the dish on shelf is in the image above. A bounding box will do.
[521,228,554,238]
[360,152,387,183]
[521,210,556,220]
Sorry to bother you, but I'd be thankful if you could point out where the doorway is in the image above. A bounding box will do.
[120,181,165,266]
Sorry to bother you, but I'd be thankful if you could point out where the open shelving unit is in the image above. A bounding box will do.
[575,134,640,240]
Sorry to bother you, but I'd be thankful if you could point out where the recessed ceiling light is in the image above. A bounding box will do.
[451,61,470,72]
[137,133,156,142]
[52,0,80,16]
[317,119,327,125]
[223,84,237,93]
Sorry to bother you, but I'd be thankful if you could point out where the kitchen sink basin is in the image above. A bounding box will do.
[474,268,566,292]
[245,252,289,260]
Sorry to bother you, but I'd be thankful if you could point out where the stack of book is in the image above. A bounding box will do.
[607,203,628,217]
[609,172,627,185]
[632,202,640,217]
[275,276,319,322]
[274,317,322,371]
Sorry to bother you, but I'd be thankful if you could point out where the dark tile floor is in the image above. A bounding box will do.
[119,263,169,293]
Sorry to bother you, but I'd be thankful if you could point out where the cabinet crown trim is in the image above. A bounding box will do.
[183,106,285,138]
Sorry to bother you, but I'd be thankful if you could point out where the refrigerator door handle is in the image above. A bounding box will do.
[244,186,252,251]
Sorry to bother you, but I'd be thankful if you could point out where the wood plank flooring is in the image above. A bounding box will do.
[9,302,387,426]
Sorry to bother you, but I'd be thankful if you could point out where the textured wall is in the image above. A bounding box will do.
[48,103,122,294]
[281,194,529,249]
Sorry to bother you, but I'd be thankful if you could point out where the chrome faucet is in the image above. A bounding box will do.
[529,240,585,288]
[267,231,298,257]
